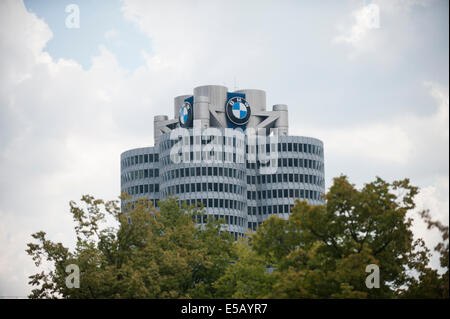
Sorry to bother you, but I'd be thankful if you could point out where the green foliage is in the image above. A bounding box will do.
[215,176,449,299]
[27,176,449,299]
[26,195,235,298]
[213,238,275,298]
[399,210,449,298]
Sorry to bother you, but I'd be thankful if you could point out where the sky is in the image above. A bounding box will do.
[0,0,448,297]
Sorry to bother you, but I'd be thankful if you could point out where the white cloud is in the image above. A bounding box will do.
[333,0,433,59]
[296,80,448,166]
[412,175,449,271]
[334,3,381,47]
[0,0,150,296]
[104,29,118,40]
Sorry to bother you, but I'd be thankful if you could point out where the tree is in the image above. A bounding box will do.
[26,195,235,298]
[213,238,276,298]
[215,176,448,299]
[27,176,448,299]
[399,210,449,298]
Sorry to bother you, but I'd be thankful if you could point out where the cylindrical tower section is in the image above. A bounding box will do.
[273,104,289,136]
[235,89,266,129]
[234,89,266,112]
[154,115,168,144]
[193,95,210,129]
[255,135,325,225]
[174,95,191,120]
[194,85,228,128]
[158,129,248,239]
[120,146,160,211]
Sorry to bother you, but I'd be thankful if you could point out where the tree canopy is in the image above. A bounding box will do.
[27,196,235,298]
[27,176,448,298]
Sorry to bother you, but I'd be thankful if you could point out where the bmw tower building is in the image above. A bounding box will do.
[120,85,325,240]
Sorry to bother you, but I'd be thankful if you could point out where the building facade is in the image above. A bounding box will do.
[120,85,325,240]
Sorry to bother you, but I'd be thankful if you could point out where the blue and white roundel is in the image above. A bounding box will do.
[179,106,188,124]
[232,102,248,120]
[226,96,251,125]
[179,102,192,127]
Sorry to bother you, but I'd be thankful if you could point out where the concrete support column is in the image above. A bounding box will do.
[273,104,288,136]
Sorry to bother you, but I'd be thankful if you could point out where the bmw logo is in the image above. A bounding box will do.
[179,101,193,127]
[225,96,251,125]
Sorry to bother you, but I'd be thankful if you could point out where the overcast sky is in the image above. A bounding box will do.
[0,0,448,297]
